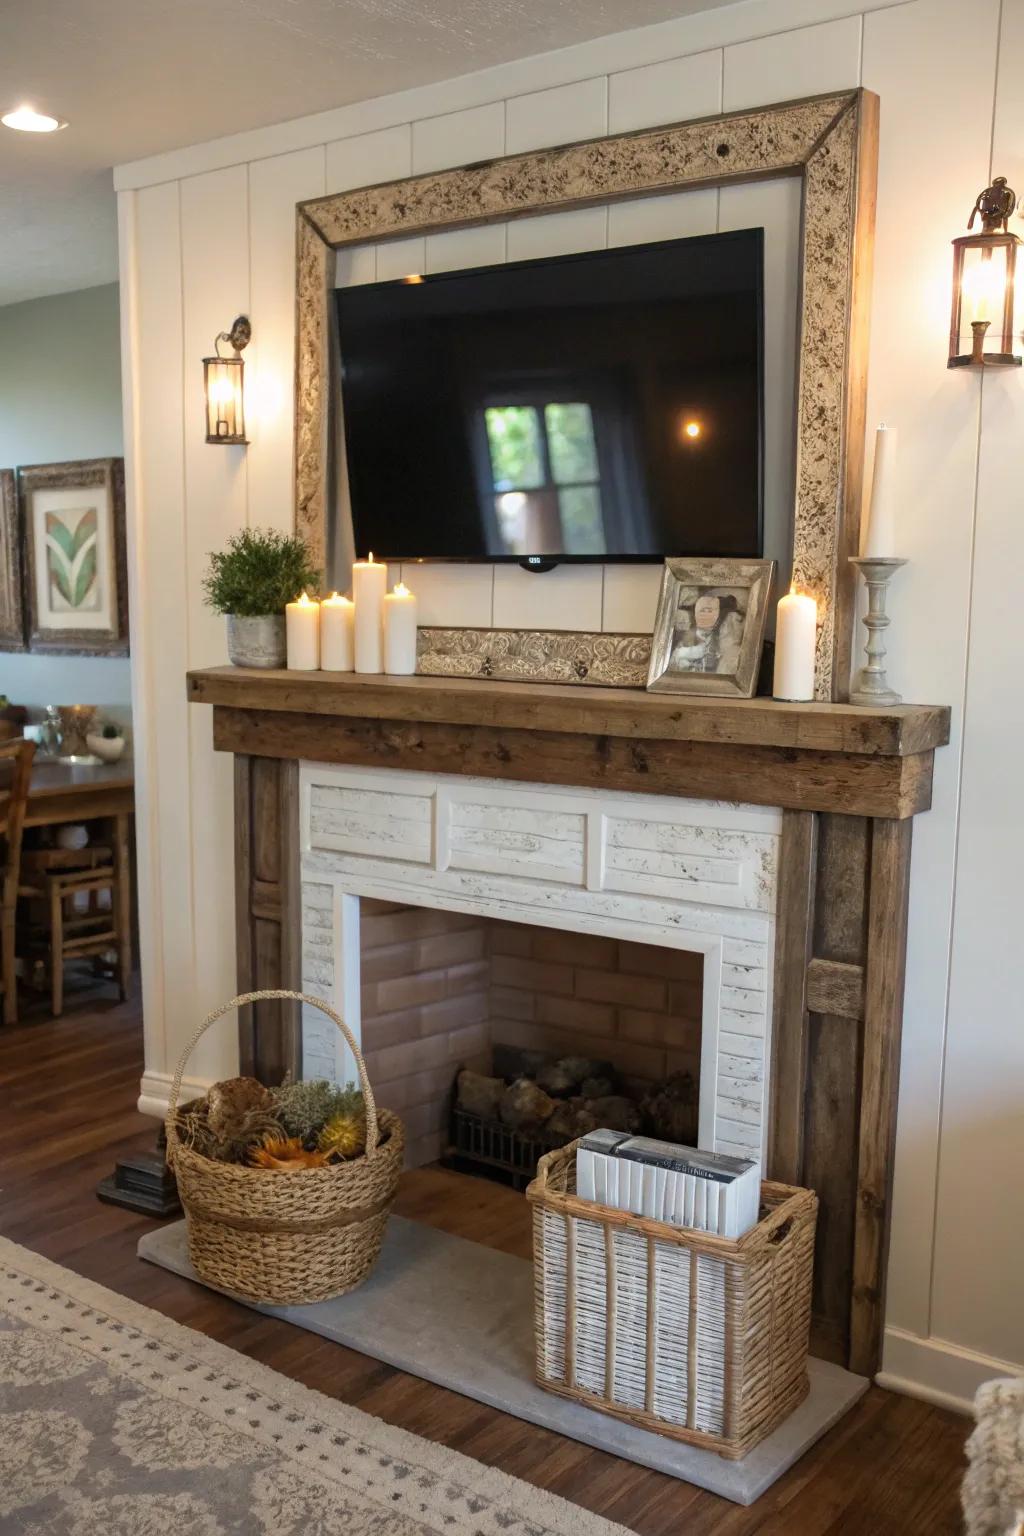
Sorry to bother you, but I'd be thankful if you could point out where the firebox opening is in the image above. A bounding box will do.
[354,898,704,1181]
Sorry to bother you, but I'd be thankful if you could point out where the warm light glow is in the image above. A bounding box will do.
[298,591,312,606]
[393,582,410,597]
[324,590,351,605]
[208,372,235,407]
[785,584,817,613]
[684,420,702,439]
[2,105,66,133]
[962,255,1005,324]
[403,274,424,284]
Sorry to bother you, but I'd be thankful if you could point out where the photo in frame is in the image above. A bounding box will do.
[20,457,128,656]
[0,469,26,652]
[646,557,776,698]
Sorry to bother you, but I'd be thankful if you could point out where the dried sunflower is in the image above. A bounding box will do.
[248,1135,330,1171]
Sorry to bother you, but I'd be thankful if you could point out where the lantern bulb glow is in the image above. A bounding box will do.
[962,258,1004,324]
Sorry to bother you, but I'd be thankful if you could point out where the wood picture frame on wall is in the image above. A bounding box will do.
[292,88,878,701]
[0,469,26,652]
[20,457,129,656]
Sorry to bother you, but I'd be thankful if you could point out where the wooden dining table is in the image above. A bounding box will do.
[25,757,136,981]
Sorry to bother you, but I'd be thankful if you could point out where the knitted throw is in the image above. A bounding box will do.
[963,1377,1024,1536]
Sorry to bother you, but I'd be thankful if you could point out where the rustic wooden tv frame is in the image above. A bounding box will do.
[293,88,878,701]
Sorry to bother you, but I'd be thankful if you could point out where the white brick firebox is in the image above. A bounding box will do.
[298,763,780,1161]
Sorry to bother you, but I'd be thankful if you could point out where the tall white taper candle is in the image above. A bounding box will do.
[352,553,387,674]
[861,424,898,558]
[285,590,320,670]
[383,582,418,674]
[320,591,354,671]
[773,588,817,701]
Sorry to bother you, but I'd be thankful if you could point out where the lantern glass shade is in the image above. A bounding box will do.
[949,233,1021,368]
[203,354,248,443]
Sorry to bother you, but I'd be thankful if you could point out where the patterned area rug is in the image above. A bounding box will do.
[0,1235,633,1536]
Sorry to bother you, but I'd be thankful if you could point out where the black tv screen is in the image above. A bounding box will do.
[333,228,764,564]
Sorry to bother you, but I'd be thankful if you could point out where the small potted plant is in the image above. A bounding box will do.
[85,721,126,763]
[203,528,319,668]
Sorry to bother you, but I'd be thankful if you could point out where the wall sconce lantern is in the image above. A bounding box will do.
[203,315,251,443]
[949,178,1021,369]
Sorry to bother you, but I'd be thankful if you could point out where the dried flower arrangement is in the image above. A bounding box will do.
[175,1075,368,1171]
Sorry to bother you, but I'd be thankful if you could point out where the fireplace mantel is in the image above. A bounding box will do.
[188,667,949,819]
[188,665,949,1381]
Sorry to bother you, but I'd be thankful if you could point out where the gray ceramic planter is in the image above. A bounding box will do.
[226,613,287,669]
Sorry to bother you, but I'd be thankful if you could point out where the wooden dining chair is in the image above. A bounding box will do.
[0,738,36,1026]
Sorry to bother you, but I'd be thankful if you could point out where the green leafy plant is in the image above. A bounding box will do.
[202,528,320,617]
[101,722,122,740]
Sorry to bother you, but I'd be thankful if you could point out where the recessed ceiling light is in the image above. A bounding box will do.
[2,106,67,133]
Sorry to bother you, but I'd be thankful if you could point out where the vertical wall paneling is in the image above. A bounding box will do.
[505,77,607,154]
[722,15,862,110]
[325,123,412,191]
[607,50,722,134]
[929,0,1024,1369]
[412,103,505,173]
[247,147,327,534]
[122,182,194,1103]
[180,165,251,1085]
[862,0,1002,1353]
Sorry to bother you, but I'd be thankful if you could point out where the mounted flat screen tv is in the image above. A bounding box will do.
[332,228,764,567]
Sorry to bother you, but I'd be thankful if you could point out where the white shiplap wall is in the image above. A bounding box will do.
[117,0,1024,1409]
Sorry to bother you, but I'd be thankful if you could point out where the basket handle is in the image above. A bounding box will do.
[164,989,378,1156]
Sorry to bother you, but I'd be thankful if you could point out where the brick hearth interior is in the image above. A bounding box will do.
[351,899,703,1168]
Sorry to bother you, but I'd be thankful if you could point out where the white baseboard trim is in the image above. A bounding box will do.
[879,1326,1024,1417]
[138,1070,213,1121]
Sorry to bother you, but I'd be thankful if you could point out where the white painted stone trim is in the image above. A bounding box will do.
[299,763,781,1160]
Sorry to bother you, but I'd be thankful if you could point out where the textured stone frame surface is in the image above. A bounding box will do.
[295,89,878,702]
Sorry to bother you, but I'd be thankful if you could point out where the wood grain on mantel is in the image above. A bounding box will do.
[187,668,949,758]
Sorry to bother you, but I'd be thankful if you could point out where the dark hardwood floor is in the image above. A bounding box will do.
[0,990,969,1534]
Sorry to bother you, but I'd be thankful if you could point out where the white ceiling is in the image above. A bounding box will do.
[0,0,737,309]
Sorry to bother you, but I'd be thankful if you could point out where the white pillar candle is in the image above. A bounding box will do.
[320,591,355,672]
[352,553,387,674]
[773,588,817,701]
[285,590,320,671]
[861,424,899,558]
[383,582,418,675]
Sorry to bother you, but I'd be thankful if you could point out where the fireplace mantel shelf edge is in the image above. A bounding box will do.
[188,667,950,820]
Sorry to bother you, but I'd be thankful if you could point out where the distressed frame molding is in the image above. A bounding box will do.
[294,88,879,701]
[0,470,26,652]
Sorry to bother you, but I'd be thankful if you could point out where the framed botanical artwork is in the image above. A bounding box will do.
[0,470,26,651]
[19,457,129,656]
[646,557,776,699]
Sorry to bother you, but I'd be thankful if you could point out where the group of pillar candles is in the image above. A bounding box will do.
[772,422,898,701]
[284,554,417,674]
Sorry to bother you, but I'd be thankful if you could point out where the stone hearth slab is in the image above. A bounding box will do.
[138,1215,868,1506]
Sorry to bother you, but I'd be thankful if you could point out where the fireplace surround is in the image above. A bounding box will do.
[299,764,779,1169]
[188,664,949,1379]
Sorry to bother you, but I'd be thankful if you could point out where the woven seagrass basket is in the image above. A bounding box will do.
[165,989,404,1306]
[527,1141,817,1460]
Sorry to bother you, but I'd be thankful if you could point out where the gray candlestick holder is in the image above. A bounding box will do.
[849,556,908,706]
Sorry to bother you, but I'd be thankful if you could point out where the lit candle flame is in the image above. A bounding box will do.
[394,582,410,597]
[298,591,311,606]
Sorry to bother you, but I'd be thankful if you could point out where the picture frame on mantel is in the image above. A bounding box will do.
[647,558,775,698]
[0,469,26,652]
[291,88,879,702]
[20,457,129,657]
